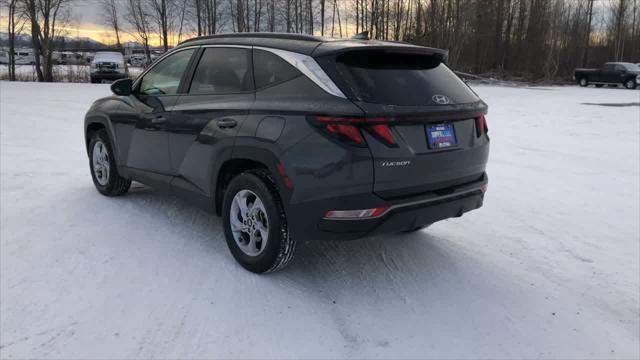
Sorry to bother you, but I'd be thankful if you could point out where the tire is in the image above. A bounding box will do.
[222,170,295,273]
[90,77,97,84]
[624,79,637,90]
[578,78,588,87]
[88,129,131,196]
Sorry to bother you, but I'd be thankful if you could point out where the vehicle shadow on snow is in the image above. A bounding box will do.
[112,184,496,301]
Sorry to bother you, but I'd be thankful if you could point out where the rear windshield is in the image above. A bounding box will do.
[333,51,479,106]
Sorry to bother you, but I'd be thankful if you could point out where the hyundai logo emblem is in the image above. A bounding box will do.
[432,94,451,105]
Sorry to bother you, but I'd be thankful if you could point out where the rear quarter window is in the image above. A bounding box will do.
[331,51,479,106]
[253,49,301,89]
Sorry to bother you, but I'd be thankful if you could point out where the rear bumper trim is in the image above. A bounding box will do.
[322,185,485,221]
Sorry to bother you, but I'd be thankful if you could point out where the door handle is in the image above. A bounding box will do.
[151,116,167,124]
[217,118,237,129]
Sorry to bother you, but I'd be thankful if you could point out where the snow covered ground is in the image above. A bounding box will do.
[0,65,144,82]
[1,81,638,359]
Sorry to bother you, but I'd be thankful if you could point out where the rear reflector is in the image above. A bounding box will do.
[276,163,294,189]
[324,207,389,220]
[476,115,488,137]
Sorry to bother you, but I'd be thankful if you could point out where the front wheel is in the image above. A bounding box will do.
[624,79,637,90]
[222,170,296,273]
[578,78,588,87]
[88,129,131,196]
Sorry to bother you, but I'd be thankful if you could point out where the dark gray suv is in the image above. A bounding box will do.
[84,33,490,273]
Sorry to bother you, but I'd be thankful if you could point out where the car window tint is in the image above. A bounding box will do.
[603,64,615,71]
[253,49,301,89]
[139,49,195,95]
[189,48,253,94]
[333,51,479,106]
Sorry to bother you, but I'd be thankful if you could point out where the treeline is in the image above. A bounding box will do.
[3,0,640,82]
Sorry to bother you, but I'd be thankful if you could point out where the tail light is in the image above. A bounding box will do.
[366,124,398,147]
[476,115,488,137]
[324,207,389,220]
[312,116,398,147]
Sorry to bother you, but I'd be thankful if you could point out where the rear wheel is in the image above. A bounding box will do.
[624,79,637,89]
[88,129,131,196]
[222,170,295,273]
[578,78,588,87]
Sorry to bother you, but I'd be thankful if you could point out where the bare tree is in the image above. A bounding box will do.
[2,0,26,81]
[23,0,73,82]
[126,0,153,65]
[148,0,171,51]
[101,0,128,74]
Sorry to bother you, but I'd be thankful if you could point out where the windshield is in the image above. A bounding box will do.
[94,53,123,63]
[622,63,640,71]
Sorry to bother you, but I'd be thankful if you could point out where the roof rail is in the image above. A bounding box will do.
[178,32,322,46]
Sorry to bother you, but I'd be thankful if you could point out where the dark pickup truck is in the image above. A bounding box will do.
[575,62,640,89]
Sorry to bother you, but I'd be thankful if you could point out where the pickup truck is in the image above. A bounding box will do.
[575,62,640,89]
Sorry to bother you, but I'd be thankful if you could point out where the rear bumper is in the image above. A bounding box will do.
[287,173,487,241]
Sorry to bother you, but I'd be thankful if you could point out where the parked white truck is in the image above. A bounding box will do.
[90,52,128,83]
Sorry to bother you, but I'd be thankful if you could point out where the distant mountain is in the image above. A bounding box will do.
[0,32,110,49]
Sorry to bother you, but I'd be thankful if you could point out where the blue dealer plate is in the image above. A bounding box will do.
[426,124,457,149]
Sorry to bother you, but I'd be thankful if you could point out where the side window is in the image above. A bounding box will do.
[615,64,626,72]
[603,64,615,71]
[253,49,301,89]
[189,48,253,95]
[139,49,195,95]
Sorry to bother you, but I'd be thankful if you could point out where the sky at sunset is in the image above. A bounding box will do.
[1,0,613,47]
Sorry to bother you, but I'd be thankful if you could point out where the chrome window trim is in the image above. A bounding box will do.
[135,44,346,99]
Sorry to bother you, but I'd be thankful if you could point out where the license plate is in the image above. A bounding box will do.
[426,124,457,149]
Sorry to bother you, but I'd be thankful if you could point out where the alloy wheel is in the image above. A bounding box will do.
[229,189,269,256]
[92,141,110,186]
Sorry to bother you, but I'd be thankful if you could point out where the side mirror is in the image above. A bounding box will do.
[111,78,132,96]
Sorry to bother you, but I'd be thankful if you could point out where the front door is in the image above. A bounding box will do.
[600,64,617,83]
[121,48,197,181]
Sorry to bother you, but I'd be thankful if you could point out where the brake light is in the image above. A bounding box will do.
[367,124,398,147]
[313,116,397,147]
[326,123,365,145]
[324,207,389,220]
[476,115,488,137]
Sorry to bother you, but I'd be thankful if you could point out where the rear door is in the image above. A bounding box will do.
[168,46,255,196]
[321,50,489,199]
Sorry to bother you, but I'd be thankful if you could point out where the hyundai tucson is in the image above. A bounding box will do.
[84,33,490,273]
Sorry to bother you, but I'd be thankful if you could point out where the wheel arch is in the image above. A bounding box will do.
[624,76,638,88]
[84,114,120,165]
[214,146,288,216]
